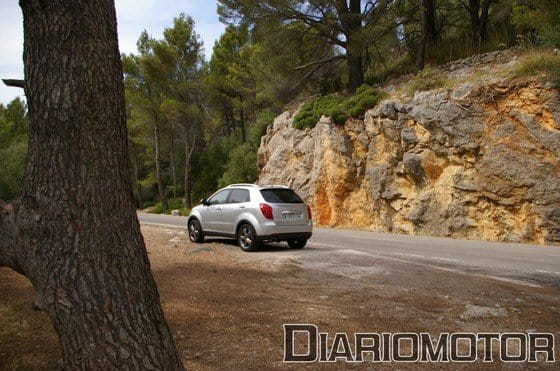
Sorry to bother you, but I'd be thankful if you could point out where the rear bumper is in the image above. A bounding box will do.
[257,231,312,242]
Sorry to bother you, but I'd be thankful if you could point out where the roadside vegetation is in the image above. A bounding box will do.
[293,85,385,129]
[150,198,190,216]
[1,0,559,212]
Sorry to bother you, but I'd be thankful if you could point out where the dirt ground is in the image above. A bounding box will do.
[1,225,559,369]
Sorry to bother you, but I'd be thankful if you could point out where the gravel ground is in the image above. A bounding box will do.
[1,225,559,369]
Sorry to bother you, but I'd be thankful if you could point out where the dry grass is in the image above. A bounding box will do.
[390,48,559,99]
[510,49,560,86]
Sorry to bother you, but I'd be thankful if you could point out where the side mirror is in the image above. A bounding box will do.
[200,198,208,206]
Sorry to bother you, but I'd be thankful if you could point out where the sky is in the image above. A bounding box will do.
[0,0,225,105]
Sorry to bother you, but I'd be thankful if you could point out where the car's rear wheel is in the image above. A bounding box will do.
[237,223,260,252]
[188,219,204,243]
[287,238,307,249]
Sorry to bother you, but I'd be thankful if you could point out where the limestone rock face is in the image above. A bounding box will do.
[257,80,560,245]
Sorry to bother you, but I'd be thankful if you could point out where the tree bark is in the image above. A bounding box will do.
[415,0,430,71]
[183,125,195,209]
[466,0,492,47]
[154,124,168,210]
[167,121,178,198]
[239,95,246,143]
[426,0,438,42]
[338,0,365,93]
[1,0,183,368]
[2,79,25,88]
[131,148,143,208]
[345,50,364,93]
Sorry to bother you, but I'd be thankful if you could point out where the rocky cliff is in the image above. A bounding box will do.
[258,77,560,245]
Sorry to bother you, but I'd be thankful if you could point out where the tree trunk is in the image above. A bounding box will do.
[467,0,492,47]
[183,125,194,209]
[345,50,364,93]
[154,124,168,210]
[132,148,143,208]
[167,121,178,198]
[239,96,246,143]
[467,0,481,44]
[426,0,438,42]
[479,0,491,43]
[1,0,183,368]
[339,0,364,93]
[415,0,430,71]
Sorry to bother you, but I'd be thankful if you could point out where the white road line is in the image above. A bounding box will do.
[343,234,368,239]
[430,257,460,263]
[393,252,425,259]
[377,254,542,288]
[342,234,417,244]
[536,270,560,276]
[393,252,459,263]
[140,221,184,229]
[310,243,346,249]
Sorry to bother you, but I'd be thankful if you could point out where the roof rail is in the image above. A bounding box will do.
[226,183,258,187]
[260,184,290,188]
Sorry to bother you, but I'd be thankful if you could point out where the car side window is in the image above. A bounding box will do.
[228,189,250,203]
[208,190,230,205]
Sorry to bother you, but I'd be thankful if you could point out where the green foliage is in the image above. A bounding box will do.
[190,135,239,201]
[150,198,190,215]
[151,202,164,214]
[0,98,28,201]
[511,52,560,87]
[408,67,448,95]
[293,85,384,129]
[293,95,344,129]
[123,14,205,208]
[512,0,560,47]
[249,109,275,148]
[218,142,259,188]
[206,25,257,141]
[0,140,27,201]
[142,200,156,209]
[345,85,385,118]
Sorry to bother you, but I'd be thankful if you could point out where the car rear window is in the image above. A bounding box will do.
[260,189,303,204]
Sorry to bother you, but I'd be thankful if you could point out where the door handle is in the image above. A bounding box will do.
[239,205,245,209]
[216,207,222,210]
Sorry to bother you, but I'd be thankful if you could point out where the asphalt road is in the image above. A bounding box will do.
[138,212,560,287]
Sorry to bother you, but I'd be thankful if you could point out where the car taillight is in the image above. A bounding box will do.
[307,204,312,220]
[260,203,273,220]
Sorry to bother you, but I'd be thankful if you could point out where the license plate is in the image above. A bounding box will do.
[283,213,302,220]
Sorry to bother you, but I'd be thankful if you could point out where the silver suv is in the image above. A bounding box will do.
[187,184,313,251]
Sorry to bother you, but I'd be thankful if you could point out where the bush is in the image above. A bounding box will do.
[511,51,560,87]
[166,198,185,212]
[149,198,190,215]
[142,200,156,209]
[408,67,448,95]
[151,202,164,214]
[293,85,384,129]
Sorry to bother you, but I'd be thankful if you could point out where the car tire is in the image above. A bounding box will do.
[287,239,307,249]
[188,219,204,243]
[237,223,260,252]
